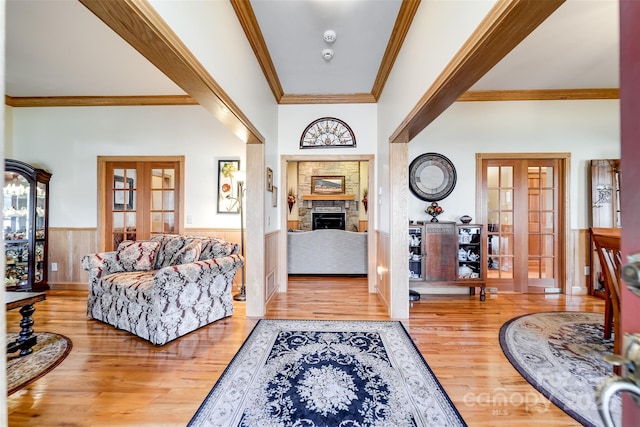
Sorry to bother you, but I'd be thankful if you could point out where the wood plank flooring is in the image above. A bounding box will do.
[6,276,604,426]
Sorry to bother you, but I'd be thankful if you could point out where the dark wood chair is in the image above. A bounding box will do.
[590,227,622,357]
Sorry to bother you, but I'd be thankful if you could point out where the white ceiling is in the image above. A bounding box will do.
[4,0,619,99]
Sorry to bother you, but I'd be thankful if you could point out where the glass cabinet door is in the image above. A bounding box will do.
[4,171,31,289]
[35,181,47,284]
[409,224,423,280]
[4,159,52,291]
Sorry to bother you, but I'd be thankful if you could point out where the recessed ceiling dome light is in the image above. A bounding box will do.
[323,29,337,43]
[322,48,334,60]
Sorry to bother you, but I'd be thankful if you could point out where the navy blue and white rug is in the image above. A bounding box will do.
[499,311,621,427]
[189,319,466,426]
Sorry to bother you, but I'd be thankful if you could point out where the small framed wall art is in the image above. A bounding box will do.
[266,167,273,192]
[217,160,241,213]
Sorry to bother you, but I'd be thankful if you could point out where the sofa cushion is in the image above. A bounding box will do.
[150,234,198,269]
[100,271,155,306]
[168,240,202,266]
[198,237,239,259]
[114,240,160,272]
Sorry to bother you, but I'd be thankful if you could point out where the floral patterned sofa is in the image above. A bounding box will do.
[82,234,243,345]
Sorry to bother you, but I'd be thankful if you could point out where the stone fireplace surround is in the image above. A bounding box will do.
[294,161,363,232]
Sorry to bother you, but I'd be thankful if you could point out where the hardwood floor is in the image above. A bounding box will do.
[6,276,604,426]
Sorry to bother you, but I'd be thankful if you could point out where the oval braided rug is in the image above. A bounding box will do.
[7,332,72,395]
[499,311,621,427]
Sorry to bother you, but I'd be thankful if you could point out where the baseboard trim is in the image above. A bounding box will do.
[49,283,87,291]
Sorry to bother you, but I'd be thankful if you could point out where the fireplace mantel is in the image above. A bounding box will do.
[302,194,355,201]
[302,194,356,208]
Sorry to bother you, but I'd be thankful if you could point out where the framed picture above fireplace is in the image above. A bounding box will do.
[311,176,345,194]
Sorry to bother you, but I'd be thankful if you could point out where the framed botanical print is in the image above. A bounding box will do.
[217,160,241,213]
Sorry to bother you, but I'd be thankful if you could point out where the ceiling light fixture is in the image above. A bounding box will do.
[322,48,334,60]
[323,29,336,43]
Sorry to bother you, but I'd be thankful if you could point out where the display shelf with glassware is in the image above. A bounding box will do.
[4,159,52,291]
[408,222,423,280]
[409,221,485,301]
[457,224,485,300]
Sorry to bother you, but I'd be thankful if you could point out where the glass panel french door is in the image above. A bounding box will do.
[526,162,559,291]
[105,160,181,251]
[483,158,563,293]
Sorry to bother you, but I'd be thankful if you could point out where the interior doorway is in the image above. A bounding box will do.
[98,156,184,251]
[278,154,376,294]
[477,153,568,293]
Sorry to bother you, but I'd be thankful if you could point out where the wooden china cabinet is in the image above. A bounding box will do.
[589,159,620,298]
[409,221,486,301]
[4,159,52,291]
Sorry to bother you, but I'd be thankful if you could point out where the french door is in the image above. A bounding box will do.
[479,155,566,293]
[101,157,183,251]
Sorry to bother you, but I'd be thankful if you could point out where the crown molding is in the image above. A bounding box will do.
[230,0,284,103]
[5,95,198,107]
[459,88,619,102]
[232,0,418,104]
[371,0,421,101]
[279,93,377,105]
[6,88,617,108]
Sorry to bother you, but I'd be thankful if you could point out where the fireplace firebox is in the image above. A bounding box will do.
[312,212,346,230]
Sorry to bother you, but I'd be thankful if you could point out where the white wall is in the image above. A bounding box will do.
[149,0,279,232]
[277,104,378,227]
[10,105,245,229]
[377,0,494,233]
[409,100,620,229]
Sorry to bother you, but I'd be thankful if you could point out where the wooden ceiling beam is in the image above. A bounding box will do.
[390,0,566,144]
[79,0,264,144]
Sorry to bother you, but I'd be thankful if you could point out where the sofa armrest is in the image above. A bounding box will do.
[81,251,119,278]
[152,254,244,296]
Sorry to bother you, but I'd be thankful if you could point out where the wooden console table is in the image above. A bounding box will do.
[6,291,46,357]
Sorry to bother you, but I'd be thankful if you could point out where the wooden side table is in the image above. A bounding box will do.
[6,291,46,357]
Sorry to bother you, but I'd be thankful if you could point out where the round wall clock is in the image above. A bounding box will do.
[300,117,356,148]
[409,152,457,201]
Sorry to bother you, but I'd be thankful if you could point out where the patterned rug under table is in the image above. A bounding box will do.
[499,311,621,427]
[189,319,466,427]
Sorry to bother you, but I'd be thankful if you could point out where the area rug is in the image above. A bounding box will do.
[499,311,621,427]
[6,331,72,395]
[189,319,466,426]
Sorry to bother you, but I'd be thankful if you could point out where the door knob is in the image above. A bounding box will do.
[597,334,640,427]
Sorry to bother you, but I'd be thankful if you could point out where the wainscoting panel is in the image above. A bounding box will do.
[265,230,279,298]
[48,228,98,288]
[569,228,591,295]
[47,228,243,290]
[376,230,390,309]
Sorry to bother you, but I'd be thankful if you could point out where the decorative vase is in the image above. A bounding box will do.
[362,200,368,212]
[288,201,294,213]
[425,202,443,222]
[460,215,472,224]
